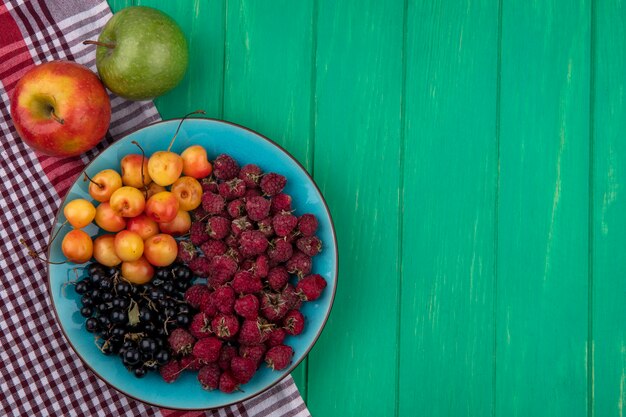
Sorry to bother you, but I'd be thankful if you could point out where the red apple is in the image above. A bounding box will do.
[10,61,111,157]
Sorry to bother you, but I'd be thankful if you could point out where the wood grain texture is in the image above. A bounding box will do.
[222,0,315,396]
[593,1,626,416]
[497,1,590,416]
[107,0,134,13]
[306,0,404,415]
[399,0,498,415]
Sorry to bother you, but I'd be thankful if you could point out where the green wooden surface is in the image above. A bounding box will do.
[105,1,625,415]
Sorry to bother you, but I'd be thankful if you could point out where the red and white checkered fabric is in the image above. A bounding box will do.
[0,1,310,416]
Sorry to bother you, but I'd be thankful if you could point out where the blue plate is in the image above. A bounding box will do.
[47,118,337,410]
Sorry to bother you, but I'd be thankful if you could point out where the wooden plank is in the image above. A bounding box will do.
[306,0,404,415]
[108,0,134,13]
[135,0,225,119]
[496,1,590,416]
[593,1,626,416]
[222,0,315,396]
[399,0,498,415]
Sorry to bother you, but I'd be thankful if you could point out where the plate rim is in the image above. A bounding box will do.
[46,117,338,410]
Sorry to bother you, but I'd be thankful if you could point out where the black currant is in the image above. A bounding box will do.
[110,309,126,324]
[155,349,170,365]
[85,317,99,333]
[75,279,90,295]
[80,306,94,317]
[133,367,147,378]
[176,314,190,327]
[139,338,157,355]
[123,349,140,365]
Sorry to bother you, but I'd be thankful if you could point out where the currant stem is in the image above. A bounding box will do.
[82,40,116,49]
[167,109,206,152]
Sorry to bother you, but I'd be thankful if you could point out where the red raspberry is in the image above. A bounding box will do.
[239,230,269,257]
[226,247,243,264]
[232,270,263,294]
[198,363,221,390]
[224,233,238,248]
[238,318,273,345]
[218,178,246,201]
[188,256,211,278]
[270,193,292,214]
[219,371,239,393]
[168,328,195,356]
[231,356,256,384]
[176,240,197,263]
[283,310,305,335]
[272,212,298,237]
[213,154,239,180]
[231,216,253,236]
[193,336,223,363]
[296,274,327,301]
[185,285,211,308]
[238,164,262,188]
[286,251,312,278]
[253,254,269,278]
[189,312,212,339]
[200,239,228,260]
[239,344,267,367]
[206,216,230,240]
[267,327,287,347]
[265,345,293,370]
[296,236,322,257]
[297,214,318,237]
[260,173,286,196]
[260,291,290,322]
[201,177,219,193]
[218,345,238,371]
[201,192,225,215]
[241,259,255,272]
[245,196,271,221]
[227,198,246,218]
[257,217,274,238]
[200,293,218,317]
[234,294,260,320]
[180,354,203,371]
[267,266,290,291]
[190,221,209,245]
[208,255,238,287]
[190,206,209,222]
[211,314,240,340]
[160,360,181,383]
[267,238,293,263]
[282,283,303,310]
[245,188,262,198]
[212,285,236,314]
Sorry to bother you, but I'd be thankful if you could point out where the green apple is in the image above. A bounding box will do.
[88,6,188,101]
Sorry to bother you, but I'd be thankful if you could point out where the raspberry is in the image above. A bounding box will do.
[211,314,240,340]
[296,274,327,301]
[201,177,219,193]
[227,198,246,218]
[200,239,228,260]
[218,178,246,200]
[245,196,271,221]
[282,283,303,310]
[241,259,255,272]
[272,212,298,237]
[231,356,256,384]
[213,154,239,180]
[260,291,290,322]
[212,285,236,314]
[176,240,197,263]
[218,345,238,371]
[190,206,209,222]
[201,192,225,215]
[286,251,312,278]
[193,336,223,363]
[231,271,261,294]
[270,193,292,214]
[160,360,181,383]
[238,318,273,345]
[267,238,293,263]
[198,363,221,390]
[265,345,293,371]
[231,216,253,236]
[225,234,238,248]
[208,255,238,287]
[239,343,267,367]
[189,312,212,339]
[234,294,260,320]
[244,188,262,198]
[200,294,218,317]
[206,216,230,240]
[260,173,286,196]
[185,285,211,308]
[297,214,318,237]
[168,328,195,356]
[283,310,305,335]
[180,354,203,371]
[257,217,274,238]
[190,221,209,245]
[188,256,211,278]
[296,236,322,257]
[226,247,243,264]
[253,254,269,278]
[219,371,239,393]
[239,230,269,257]
[238,164,262,188]
[267,266,290,291]
[267,327,287,347]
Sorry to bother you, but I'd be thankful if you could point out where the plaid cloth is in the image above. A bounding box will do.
[0,0,310,416]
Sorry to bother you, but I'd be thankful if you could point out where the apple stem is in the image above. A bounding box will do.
[82,40,116,49]
[50,108,64,125]
[131,141,149,199]
[83,172,104,189]
[167,109,206,152]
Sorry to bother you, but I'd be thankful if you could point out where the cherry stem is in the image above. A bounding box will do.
[83,172,103,189]
[19,238,66,264]
[131,141,149,198]
[167,109,206,152]
[82,40,116,49]
[50,108,64,125]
